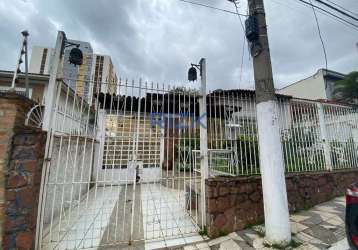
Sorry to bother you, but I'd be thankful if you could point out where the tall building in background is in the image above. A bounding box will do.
[29,41,119,105]
[29,46,54,75]
[91,54,118,97]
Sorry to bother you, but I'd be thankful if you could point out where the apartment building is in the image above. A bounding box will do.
[29,42,118,105]
[91,54,118,98]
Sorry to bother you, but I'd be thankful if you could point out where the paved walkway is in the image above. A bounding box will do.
[41,184,203,250]
[177,196,347,250]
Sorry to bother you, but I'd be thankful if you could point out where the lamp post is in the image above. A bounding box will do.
[188,58,208,226]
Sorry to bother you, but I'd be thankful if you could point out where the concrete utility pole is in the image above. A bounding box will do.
[247,0,291,246]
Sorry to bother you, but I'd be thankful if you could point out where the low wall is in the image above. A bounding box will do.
[206,169,358,237]
[0,93,47,249]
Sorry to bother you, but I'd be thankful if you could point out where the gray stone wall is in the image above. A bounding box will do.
[206,169,358,237]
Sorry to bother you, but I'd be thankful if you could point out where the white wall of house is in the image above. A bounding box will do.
[278,70,327,100]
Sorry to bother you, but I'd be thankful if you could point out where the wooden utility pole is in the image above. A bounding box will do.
[247,0,291,246]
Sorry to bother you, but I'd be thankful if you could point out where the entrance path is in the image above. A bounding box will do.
[42,184,204,250]
[177,197,347,250]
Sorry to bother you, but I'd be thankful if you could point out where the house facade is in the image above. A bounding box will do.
[277,69,345,101]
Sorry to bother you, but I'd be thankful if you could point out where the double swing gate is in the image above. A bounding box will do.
[37,79,208,249]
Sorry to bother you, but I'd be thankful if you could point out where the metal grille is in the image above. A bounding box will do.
[38,79,205,249]
[37,76,358,249]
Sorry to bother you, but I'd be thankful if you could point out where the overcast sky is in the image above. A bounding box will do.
[0,0,357,91]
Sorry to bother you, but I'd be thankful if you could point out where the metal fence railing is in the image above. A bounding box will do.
[47,80,358,177]
[39,75,358,248]
[203,91,358,176]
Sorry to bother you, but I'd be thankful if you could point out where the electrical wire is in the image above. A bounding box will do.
[313,0,358,22]
[295,0,358,29]
[325,0,358,18]
[231,1,246,86]
[177,0,248,17]
[309,0,328,78]
[272,0,358,32]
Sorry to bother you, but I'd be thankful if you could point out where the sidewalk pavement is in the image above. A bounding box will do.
[176,196,348,250]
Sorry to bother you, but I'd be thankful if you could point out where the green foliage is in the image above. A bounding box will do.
[263,239,302,249]
[198,226,208,236]
[215,229,229,238]
[332,71,358,103]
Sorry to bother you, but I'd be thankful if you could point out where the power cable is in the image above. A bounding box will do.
[177,0,248,17]
[272,0,358,32]
[231,1,246,86]
[325,0,358,18]
[313,0,358,22]
[295,0,358,29]
[309,0,328,85]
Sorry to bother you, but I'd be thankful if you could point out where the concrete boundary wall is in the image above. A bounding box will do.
[206,169,358,237]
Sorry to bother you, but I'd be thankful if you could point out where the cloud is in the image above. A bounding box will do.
[1,0,357,91]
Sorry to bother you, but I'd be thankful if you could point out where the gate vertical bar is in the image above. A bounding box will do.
[199,58,208,227]
[36,31,65,250]
[130,79,142,244]
[317,103,332,171]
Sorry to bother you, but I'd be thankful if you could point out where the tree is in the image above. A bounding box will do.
[332,71,358,103]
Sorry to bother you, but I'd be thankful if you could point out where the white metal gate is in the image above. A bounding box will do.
[36,79,206,249]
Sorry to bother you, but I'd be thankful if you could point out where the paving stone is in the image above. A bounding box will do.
[236,229,259,246]
[310,210,336,220]
[208,236,231,247]
[296,243,322,250]
[325,217,344,227]
[196,242,210,249]
[303,225,338,245]
[295,231,330,247]
[319,221,337,230]
[228,232,245,241]
[329,238,350,250]
[290,214,311,223]
[209,243,220,250]
[233,240,255,250]
[184,246,198,250]
[252,238,265,249]
[290,221,308,234]
[182,196,346,250]
[332,226,346,241]
[300,214,325,226]
[219,239,241,250]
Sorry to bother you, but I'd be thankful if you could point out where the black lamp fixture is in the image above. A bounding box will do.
[68,45,83,66]
[188,66,197,82]
[188,62,202,82]
[61,38,83,66]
